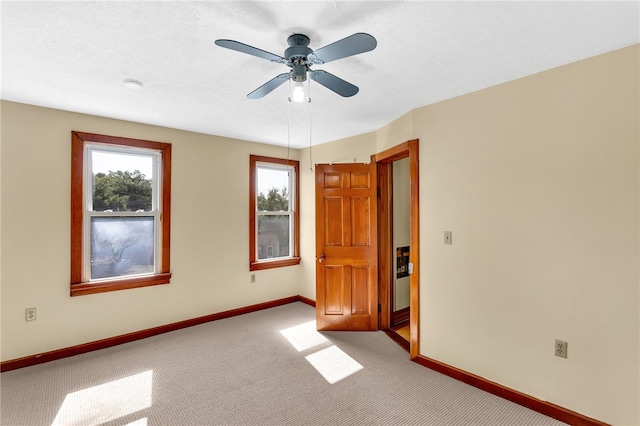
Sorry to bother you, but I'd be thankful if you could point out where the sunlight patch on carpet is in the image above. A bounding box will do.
[305,345,364,384]
[280,320,328,351]
[124,418,148,426]
[52,370,152,426]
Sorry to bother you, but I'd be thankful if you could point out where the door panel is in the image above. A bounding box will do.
[351,266,370,314]
[316,162,378,331]
[324,198,343,245]
[351,197,370,246]
[324,265,345,314]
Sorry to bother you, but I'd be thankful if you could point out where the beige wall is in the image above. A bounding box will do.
[376,109,415,152]
[412,45,638,425]
[297,44,639,424]
[0,102,301,361]
[1,44,637,424]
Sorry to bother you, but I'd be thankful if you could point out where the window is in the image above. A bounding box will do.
[249,155,300,270]
[71,131,171,296]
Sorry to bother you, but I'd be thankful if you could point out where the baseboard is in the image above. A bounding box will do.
[412,355,609,426]
[3,298,606,426]
[392,306,410,325]
[1,295,308,372]
[296,295,316,307]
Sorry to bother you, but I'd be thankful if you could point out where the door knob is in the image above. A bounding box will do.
[318,255,326,263]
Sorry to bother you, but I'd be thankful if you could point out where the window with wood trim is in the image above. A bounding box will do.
[71,131,171,296]
[249,155,300,270]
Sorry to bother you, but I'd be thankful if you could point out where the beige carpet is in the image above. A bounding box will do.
[1,302,567,425]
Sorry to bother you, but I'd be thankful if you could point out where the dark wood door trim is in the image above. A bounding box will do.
[375,139,420,359]
[377,160,393,330]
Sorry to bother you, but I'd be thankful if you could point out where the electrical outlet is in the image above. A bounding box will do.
[555,339,568,358]
[444,231,452,245]
[250,274,256,283]
[25,307,37,322]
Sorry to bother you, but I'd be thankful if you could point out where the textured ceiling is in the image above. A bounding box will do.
[2,1,638,148]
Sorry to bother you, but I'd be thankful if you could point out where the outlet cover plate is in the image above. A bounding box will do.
[25,307,37,322]
[555,339,568,358]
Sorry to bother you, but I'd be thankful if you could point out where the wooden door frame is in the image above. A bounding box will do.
[375,139,420,359]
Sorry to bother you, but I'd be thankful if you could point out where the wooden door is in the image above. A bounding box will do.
[315,162,378,331]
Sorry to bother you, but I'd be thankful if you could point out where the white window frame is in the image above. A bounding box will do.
[83,143,163,282]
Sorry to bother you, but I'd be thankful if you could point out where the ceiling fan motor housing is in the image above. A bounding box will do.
[285,34,313,64]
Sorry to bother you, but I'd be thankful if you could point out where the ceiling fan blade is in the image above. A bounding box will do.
[310,70,359,97]
[310,33,377,64]
[247,73,290,99]
[215,39,286,63]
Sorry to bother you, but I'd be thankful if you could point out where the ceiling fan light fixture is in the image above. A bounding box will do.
[289,78,310,104]
[292,81,305,103]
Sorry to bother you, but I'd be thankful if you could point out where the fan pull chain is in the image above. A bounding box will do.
[286,91,291,167]
[308,79,313,172]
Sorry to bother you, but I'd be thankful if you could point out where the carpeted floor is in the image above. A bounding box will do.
[1,302,567,425]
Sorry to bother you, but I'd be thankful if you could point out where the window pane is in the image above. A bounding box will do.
[91,217,154,280]
[257,215,290,259]
[92,151,153,212]
[257,167,289,212]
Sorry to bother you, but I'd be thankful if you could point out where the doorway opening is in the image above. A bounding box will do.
[376,140,420,359]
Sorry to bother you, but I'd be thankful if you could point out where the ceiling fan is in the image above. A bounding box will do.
[215,33,377,100]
